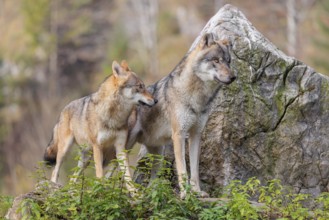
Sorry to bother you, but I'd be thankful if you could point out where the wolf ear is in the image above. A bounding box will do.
[121,60,130,71]
[200,33,216,48]
[221,39,229,46]
[112,60,122,77]
[220,39,232,49]
[219,39,232,53]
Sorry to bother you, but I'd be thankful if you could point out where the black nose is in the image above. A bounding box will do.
[154,99,158,104]
[231,75,236,81]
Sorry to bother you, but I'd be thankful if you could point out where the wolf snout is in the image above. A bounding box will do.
[149,98,158,106]
[223,75,236,84]
[139,98,158,107]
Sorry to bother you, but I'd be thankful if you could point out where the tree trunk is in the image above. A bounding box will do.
[287,0,297,56]
[130,0,159,77]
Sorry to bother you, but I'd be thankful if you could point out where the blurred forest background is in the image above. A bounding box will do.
[0,0,328,196]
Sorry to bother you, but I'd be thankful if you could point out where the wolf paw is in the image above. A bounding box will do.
[129,189,139,198]
[180,190,187,200]
[196,190,209,198]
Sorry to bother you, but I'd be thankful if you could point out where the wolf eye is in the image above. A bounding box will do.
[213,58,219,63]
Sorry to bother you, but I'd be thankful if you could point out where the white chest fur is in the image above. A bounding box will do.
[97,129,114,145]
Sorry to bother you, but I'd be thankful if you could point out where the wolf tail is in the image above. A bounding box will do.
[44,125,58,166]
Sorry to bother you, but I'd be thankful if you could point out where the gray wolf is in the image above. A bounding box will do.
[44,60,157,192]
[126,33,236,198]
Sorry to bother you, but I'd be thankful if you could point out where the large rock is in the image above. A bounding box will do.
[198,4,329,195]
[5,181,62,220]
[138,4,329,196]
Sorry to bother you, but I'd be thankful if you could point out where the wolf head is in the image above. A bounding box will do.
[112,60,157,107]
[193,33,236,84]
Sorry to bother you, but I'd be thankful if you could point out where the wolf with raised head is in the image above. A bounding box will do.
[127,33,236,198]
[44,60,157,192]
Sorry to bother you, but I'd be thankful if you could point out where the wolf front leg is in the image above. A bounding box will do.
[93,145,104,178]
[51,134,74,183]
[171,124,188,199]
[188,129,209,198]
[115,130,136,194]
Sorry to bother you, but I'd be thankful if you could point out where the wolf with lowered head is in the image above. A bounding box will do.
[44,60,157,193]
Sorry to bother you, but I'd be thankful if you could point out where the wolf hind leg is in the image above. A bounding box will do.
[50,132,74,183]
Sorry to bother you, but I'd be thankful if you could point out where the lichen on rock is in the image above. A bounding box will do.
[198,4,329,196]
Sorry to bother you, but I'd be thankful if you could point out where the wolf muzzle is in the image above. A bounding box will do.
[139,99,158,107]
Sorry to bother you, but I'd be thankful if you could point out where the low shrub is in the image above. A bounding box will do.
[2,156,329,219]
